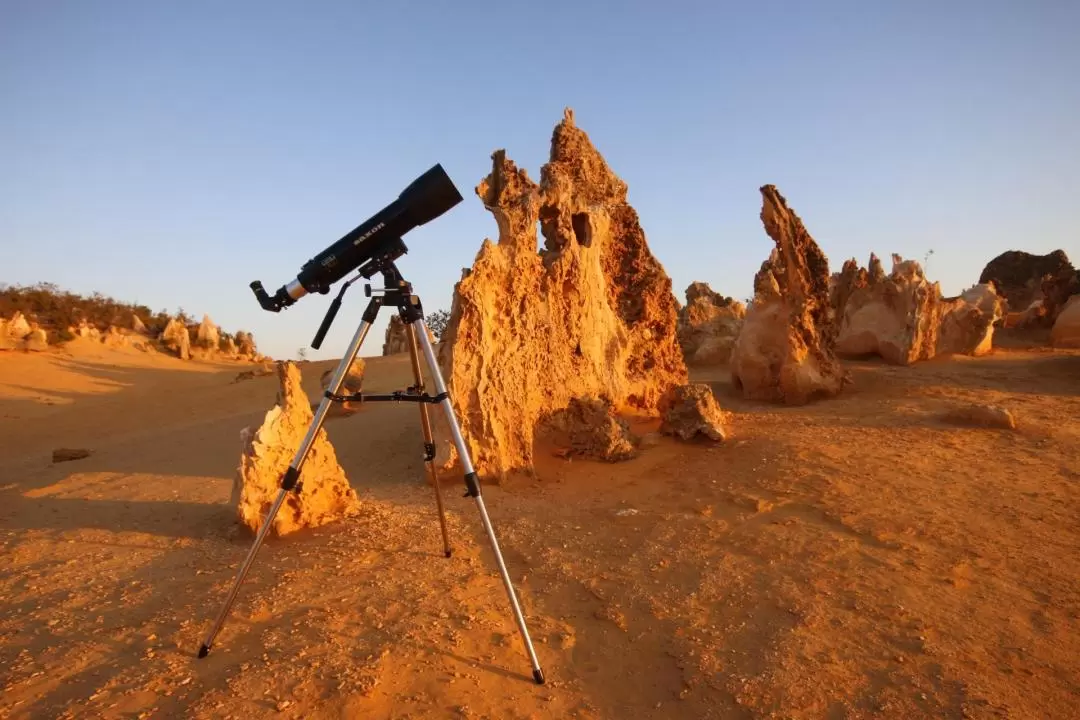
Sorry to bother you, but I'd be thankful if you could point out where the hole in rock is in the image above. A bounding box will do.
[571,213,591,247]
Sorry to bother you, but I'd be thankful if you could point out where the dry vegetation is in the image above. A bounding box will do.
[0,282,252,351]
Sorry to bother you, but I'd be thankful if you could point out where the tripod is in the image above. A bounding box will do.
[197,255,546,685]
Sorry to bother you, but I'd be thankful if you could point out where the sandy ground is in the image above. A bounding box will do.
[1,336,1078,719]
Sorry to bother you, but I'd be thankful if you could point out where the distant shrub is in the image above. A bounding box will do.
[0,283,255,351]
[427,309,451,340]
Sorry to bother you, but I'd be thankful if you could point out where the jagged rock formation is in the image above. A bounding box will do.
[382,315,436,356]
[730,186,845,404]
[434,108,688,480]
[833,254,1003,364]
[659,384,731,441]
[979,249,1074,312]
[132,315,148,334]
[676,282,745,365]
[1051,296,1080,348]
[160,319,191,360]
[231,362,359,536]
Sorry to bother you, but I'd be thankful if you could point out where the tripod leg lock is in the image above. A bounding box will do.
[281,466,301,492]
[423,442,436,462]
[463,471,481,498]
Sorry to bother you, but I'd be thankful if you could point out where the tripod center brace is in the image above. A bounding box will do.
[197,257,546,685]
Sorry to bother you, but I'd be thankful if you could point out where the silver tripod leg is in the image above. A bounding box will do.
[198,318,374,658]
[412,318,546,685]
[405,322,453,558]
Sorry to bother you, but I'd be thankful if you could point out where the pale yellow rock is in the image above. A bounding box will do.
[1051,295,1080,348]
[23,328,48,352]
[160,319,191,360]
[231,361,359,536]
[7,312,31,340]
[382,315,435,356]
[834,255,1003,364]
[677,282,744,366]
[196,314,220,349]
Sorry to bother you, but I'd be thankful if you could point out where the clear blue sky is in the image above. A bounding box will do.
[2,1,1077,361]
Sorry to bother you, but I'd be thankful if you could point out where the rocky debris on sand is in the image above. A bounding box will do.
[541,397,639,462]
[232,363,276,383]
[434,108,688,479]
[730,185,845,405]
[382,315,436,356]
[677,282,745,365]
[659,384,731,441]
[979,249,1074,313]
[159,319,191,360]
[231,361,360,536]
[52,448,92,463]
[833,254,1003,364]
[1051,295,1080,348]
[941,403,1017,431]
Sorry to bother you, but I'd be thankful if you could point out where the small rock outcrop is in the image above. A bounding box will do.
[382,315,436,356]
[24,328,49,352]
[1041,266,1080,322]
[979,249,1074,312]
[1051,296,1080,348]
[659,384,731,441]
[52,448,92,463]
[160,319,191,360]
[833,254,1003,364]
[132,315,148,334]
[231,362,360,536]
[540,397,639,462]
[319,358,366,414]
[730,185,845,404]
[941,403,1017,431]
[434,108,688,479]
[677,282,745,365]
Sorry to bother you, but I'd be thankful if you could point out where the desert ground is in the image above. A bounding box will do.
[1,335,1078,719]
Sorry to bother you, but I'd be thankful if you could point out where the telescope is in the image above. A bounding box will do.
[250,163,464,314]
[199,160,548,685]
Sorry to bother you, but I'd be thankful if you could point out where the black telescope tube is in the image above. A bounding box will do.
[250,163,463,312]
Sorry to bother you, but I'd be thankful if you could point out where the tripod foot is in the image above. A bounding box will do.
[198,643,211,659]
[533,668,545,685]
[444,549,452,559]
